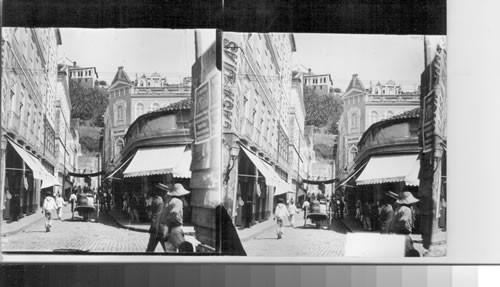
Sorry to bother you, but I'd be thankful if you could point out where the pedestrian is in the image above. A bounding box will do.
[129,194,140,223]
[145,193,153,221]
[355,199,362,221]
[122,192,129,214]
[42,190,57,232]
[244,200,253,228]
[301,198,310,226]
[55,193,66,220]
[274,198,289,239]
[379,197,394,234]
[287,199,298,228]
[370,201,380,231]
[146,185,167,252]
[160,183,191,252]
[10,193,21,222]
[69,191,77,219]
[362,201,372,231]
[389,191,419,235]
[339,197,345,219]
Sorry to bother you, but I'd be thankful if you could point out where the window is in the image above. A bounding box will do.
[350,112,358,131]
[117,105,124,121]
[386,111,394,118]
[136,103,144,117]
[349,145,358,164]
[115,138,124,156]
[152,103,160,111]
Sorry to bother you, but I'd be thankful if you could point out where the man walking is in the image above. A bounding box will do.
[274,198,289,239]
[161,183,191,252]
[42,190,57,232]
[69,191,77,219]
[146,185,167,252]
[55,193,65,220]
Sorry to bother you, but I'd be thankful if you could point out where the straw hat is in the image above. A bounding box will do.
[396,191,419,205]
[166,183,191,197]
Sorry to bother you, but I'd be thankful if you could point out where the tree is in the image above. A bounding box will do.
[304,86,343,134]
[69,79,109,127]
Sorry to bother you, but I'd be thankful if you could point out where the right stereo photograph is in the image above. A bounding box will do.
[220,32,447,258]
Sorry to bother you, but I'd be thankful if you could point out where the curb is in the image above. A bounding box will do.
[2,215,46,237]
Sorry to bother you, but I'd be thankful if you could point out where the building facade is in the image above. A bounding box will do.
[222,32,296,229]
[303,69,333,96]
[102,67,191,174]
[68,61,99,89]
[1,28,62,221]
[336,74,420,180]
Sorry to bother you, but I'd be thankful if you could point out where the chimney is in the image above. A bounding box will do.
[353,74,358,78]
[73,61,76,67]
[308,68,311,74]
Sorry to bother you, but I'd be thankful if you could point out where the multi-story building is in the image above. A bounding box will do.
[68,61,99,89]
[222,32,296,228]
[288,71,307,201]
[102,67,191,173]
[336,74,420,181]
[54,64,77,198]
[1,28,61,222]
[303,68,333,96]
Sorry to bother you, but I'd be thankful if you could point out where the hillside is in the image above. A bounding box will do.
[70,79,108,127]
[78,126,103,156]
[304,86,343,160]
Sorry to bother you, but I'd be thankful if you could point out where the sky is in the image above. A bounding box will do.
[58,29,196,85]
[58,30,426,92]
[293,33,426,92]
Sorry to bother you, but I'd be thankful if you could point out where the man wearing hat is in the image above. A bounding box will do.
[42,190,57,232]
[389,191,419,235]
[161,183,191,252]
[146,183,168,252]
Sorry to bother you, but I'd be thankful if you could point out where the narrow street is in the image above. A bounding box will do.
[1,206,164,253]
[242,211,349,257]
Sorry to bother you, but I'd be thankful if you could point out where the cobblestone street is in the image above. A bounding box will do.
[1,206,165,253]
[242,212,348,257]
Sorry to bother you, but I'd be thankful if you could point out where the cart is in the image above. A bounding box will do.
[75,193,99,222]
[306,199,330,229]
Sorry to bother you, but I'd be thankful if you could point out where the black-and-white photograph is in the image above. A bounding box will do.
[0,28,222,255]
[221,32,447,257]
[0,28,446,258]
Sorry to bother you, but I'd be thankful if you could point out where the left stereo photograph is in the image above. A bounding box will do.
[0,28,228,258]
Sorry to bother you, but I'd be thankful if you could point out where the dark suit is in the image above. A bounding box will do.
[146,195,166,252]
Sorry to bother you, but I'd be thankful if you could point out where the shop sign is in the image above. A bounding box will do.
[223,35,240,133]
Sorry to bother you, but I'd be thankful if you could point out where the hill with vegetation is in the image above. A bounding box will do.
[69,80,108,127]
[304,86,343,160]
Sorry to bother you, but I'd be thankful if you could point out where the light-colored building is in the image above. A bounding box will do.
[222,32,296,228]
[336,74,420,180]
[68,61,99,89]
[288,71,307,201]
[303,68,333,96]
[54,64,78,198]
[103,67,191,173]
[1,28,61,222]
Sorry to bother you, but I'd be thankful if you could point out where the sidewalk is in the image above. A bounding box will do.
[1,204,73,237]
[339,215,446,244]
[1,210,45,237]
[107,207,195,236]
[237,212,309,241]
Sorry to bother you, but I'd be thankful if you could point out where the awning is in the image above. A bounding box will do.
[240,145,290,196]
[355,154,420,186]
[8,139,46,179]
[172,149,192,178]
[123,146,191,178]
[104,156,134,180]
[7,139,60,187]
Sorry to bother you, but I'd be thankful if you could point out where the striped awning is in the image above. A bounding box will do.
[355,154,420,186]
[123,146,191,178]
